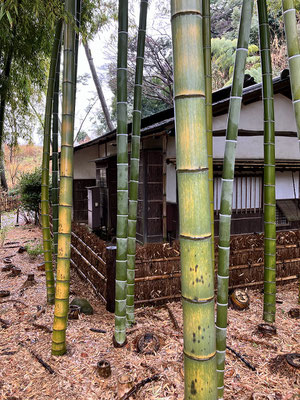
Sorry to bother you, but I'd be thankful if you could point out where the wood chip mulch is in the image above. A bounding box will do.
[0,225,299,400]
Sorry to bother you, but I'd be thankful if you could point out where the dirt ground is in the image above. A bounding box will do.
[0,224,299,400]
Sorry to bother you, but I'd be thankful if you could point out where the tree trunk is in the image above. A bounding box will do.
[52,0,77,356]
[0,46,14,192]
[171,0,217,398]
[258,0,276,324]
[126,0,148,326]
[216,1,254,398]
[114,0,129,347]
[84,42,114,132]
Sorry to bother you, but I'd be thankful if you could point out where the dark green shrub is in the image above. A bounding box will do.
[18,168,42,213]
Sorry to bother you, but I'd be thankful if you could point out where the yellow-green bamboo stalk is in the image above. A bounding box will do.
[258,0,276,323]
[171,0,217,398]
[52,0,76,356]
[282,0,300,303]
[41,20,63,304]
[126,0,148,326]
[52,38,62,260]
[114,0,129,347]
[216,1,254,398]
[203,0,214,267]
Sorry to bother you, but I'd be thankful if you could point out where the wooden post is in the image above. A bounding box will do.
[106,245,116,312]
[162,134,167,241]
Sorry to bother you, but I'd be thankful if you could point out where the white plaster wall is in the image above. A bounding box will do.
[276,171,299,199]
[213,136,299,160]
[166,163,177,203]
[167,136,176,157]
[73,145,98,179]
[213,94,297,133]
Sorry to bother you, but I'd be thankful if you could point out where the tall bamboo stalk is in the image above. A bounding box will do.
[52,0,76,356]
[74,0,81,102]
[282,0,300,304]
[52,38,62,259]
[171,0,216,397]
[41,20,63,304]
[202,0,214,266]
[258,0,276,323]
[216,1,254,398]
[126,0,148,326]
[84,42,114,131]
[114,0,129,347]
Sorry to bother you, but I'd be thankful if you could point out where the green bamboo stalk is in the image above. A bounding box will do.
[126,0,148,326]
[52,0,76,356]
[41,19,63,304]
[202,0,215,267]
[52,38,62,259]
[282,0,300,304]
[258,0,276,323]
[171,0,217,398]
[114,0,129,347]
[215,1,254,398]
[74,0,81,102]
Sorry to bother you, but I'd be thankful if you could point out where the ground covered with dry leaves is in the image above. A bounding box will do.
[0,224,299,400]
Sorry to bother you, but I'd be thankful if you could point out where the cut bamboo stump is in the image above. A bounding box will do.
[7,267,21,277]
[97,360,111,378]
[117,374,133,398]
[68,305,80,320]
[288,308,300,319]
[257,323,277,336]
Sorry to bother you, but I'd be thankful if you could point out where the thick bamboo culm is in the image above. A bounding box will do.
[202,0,214,265]
[52,39,62,259]
[258,0,276,323]
[171,0,217,398]
[126,0,149,326]
[282,0,300,303]
[41,20,63,305]
[216,1,254,397]
[114,0,129,346]
[52,0,76,356]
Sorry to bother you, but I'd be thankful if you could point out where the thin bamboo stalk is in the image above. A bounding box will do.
[114,0,129,347]
[52,36,62,260]
[126,0,148,327]
[282,0,300,303]
[171,0,217,397]
[84,42,114,131]
[203,0,215,267]
[41,20,63,304]
[258,0,276,323]
[216,2,254,396]
[52,0,76,356]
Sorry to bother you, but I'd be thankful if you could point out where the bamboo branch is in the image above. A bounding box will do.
[120,374,160,400]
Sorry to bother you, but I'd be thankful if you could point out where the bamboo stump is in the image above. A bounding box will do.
[97,360,111,378]
[117,374,133,398]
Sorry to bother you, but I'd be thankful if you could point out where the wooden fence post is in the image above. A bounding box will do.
[106,245,117,312]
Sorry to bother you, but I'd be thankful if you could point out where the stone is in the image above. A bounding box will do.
[70,298,93,315]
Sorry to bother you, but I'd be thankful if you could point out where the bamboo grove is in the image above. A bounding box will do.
[25,0,300,396]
